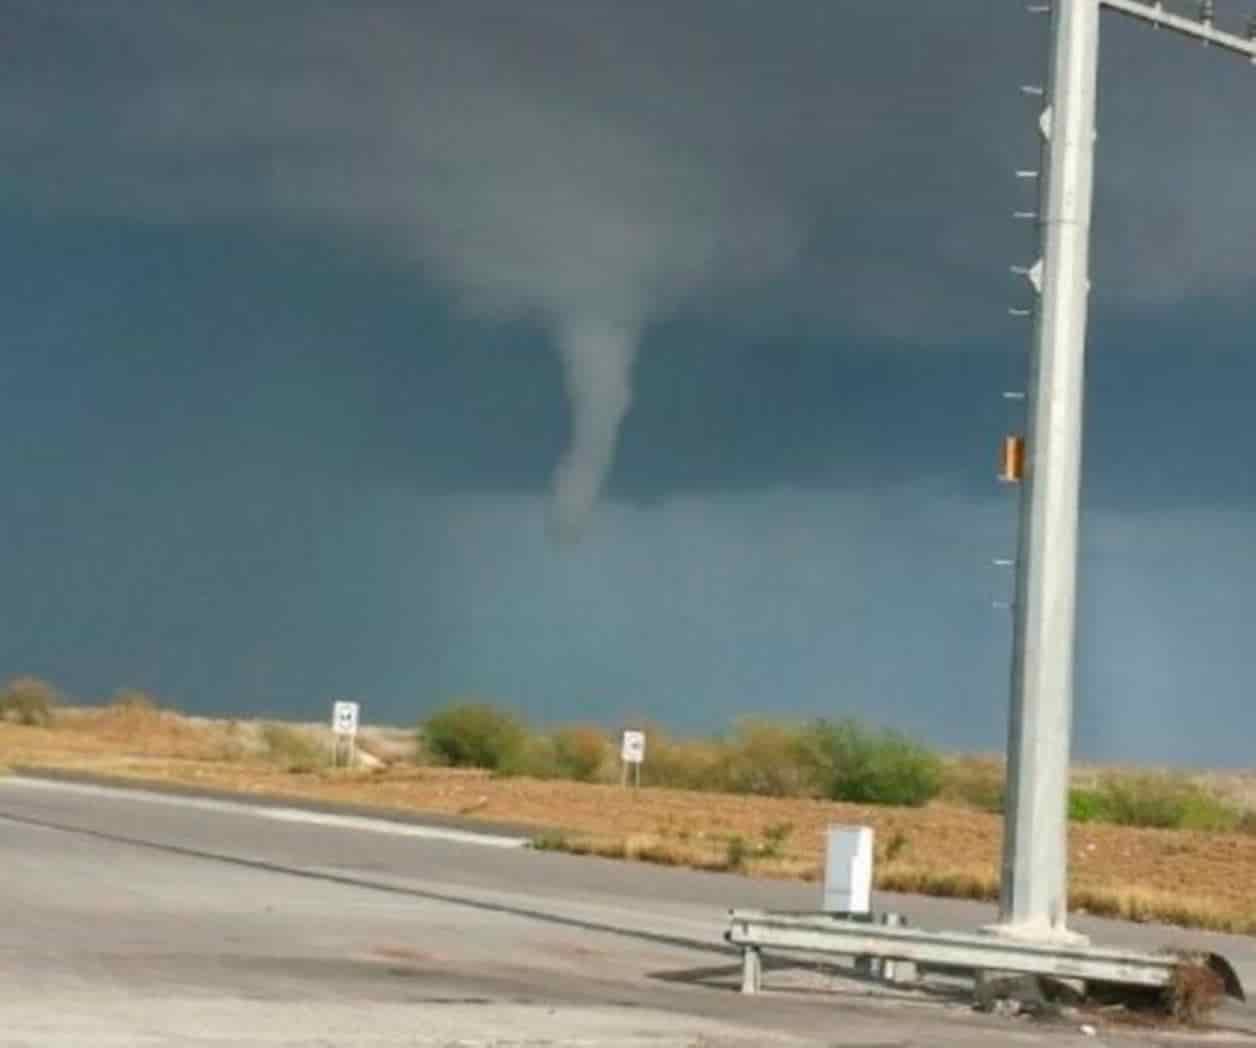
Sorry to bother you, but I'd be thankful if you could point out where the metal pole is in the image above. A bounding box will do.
[997,0,1100,943]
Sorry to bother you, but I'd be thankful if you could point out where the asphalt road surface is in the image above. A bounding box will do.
[2,774,1254,1047]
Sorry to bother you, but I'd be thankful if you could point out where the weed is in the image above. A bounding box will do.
[759,821,794,859]
[530,829,572,852]
[725,834,749,871]
[885,829,909,863]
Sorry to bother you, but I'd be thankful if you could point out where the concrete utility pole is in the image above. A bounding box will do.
[999,0,1256,943]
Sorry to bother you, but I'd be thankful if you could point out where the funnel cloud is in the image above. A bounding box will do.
[549,317,637,540]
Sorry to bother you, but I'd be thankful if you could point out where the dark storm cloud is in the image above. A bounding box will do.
[7,2,1254,313]
[6,2,1254,525]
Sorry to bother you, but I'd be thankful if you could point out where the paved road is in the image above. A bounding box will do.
[1,775,1253,1047]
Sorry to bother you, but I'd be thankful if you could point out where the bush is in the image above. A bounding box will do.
[709,719,818,797]
[633,728,724,791]
[491,732,567,779]
[549,725,611,782]
[261,723,329,773]
[798,718,942,807]
[1085,774,1239,832]
[1067,775,1241,832]
[1068,787,1108,823]
[0,676,59,727]
[422,702,528,772]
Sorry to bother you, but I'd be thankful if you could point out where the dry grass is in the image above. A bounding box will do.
[260,723,331,772]
[937,756,1005,812]
[4,706,1256,936]
[876,861,1000,903]
[20,702,256,764]
[1070,885,1256,935]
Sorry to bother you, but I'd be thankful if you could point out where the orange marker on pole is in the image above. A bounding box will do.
[999,435,1025,484]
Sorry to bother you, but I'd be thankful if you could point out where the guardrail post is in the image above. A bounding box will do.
[740,945,762,995]
[880,913,916,984]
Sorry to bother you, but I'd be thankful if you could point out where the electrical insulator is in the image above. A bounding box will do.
[1248,14,1256,40]
[999,435,1026,484]
[1199,0,1214,26]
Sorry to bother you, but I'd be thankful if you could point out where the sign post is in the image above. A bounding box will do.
[620,729,645,789]
[331,700,360,768]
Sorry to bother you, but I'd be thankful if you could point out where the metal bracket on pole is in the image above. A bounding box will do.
[1010,260,1044,293]
[1101,0,1256,60]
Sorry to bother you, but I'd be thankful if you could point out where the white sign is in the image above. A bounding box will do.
[332,700,360,737]
[620,730,646,764]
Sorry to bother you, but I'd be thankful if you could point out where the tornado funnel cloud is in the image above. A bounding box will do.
[549,316,638,542]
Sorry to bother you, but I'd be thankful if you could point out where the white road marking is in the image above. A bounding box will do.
[0,776,528,848]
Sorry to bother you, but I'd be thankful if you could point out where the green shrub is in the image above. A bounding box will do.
[261,723,329,773]
[549,725,611,782]
[1068,787,1108,823]
[798,718,942,807]
[422,702,528,772]
[0,676,59,727]
[1093,774,1239,832]
[1066,774,1240,832]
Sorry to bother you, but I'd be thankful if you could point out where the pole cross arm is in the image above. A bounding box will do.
[1101,0,1256,60]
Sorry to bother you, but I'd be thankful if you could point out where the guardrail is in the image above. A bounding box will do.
[725,909,1243,1001]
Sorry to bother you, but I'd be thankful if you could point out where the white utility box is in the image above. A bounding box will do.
[823,826,874,914]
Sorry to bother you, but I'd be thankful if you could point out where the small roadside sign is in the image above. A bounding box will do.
[620,729,645,788]
[332,700,359,737]
[621,730,646,764]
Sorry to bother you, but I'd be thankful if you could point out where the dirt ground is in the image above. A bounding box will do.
[2,707,1254,935]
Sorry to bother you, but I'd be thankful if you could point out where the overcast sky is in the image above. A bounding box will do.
[4,2,1255,765]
